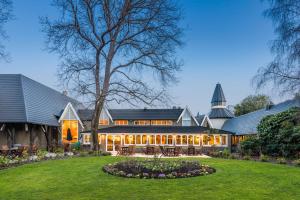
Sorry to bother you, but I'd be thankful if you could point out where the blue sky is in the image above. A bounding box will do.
[0,0,285,114]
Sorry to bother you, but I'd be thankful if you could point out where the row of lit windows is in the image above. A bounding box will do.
[82,133,227,146]
[123,134,227,146]
[99,119,174,126]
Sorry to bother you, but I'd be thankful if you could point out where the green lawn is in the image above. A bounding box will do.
[0,156,300,200]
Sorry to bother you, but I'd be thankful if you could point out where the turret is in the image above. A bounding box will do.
[208,83,234,129]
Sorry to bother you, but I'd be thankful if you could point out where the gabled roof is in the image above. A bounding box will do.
[222,98,300,135]
[58,103,84,128]
[82,125,233,134]
[209,108,234,119]
[108,108,184,120]
[0,74,82,126]
[211,83,226,104]
[176,106,199,125]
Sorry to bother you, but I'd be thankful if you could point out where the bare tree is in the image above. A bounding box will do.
[253,0,300,95]
[0,0,13,61]
[41,0,183,151]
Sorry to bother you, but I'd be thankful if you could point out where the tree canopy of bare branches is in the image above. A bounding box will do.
[253,0,300,95]
[0,0,13,61]
[41,0,183,150]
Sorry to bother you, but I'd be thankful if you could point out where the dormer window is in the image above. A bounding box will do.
[151,120,173,125]
[99,119,109,125]
[134,120,150,125]
[114,120,128,125]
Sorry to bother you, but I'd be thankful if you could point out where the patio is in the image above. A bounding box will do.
[111,152,211,158]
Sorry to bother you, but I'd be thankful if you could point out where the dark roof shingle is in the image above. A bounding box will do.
[209,108,234,119]
[82,125,233,134]
[0,74,82,126]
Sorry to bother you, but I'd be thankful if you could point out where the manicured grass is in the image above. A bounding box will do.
[0,157,300,200]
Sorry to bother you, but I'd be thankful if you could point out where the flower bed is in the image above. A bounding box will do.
[102,159,216,179]
[0,150,111,170]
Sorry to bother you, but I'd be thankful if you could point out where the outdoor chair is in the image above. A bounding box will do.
[159,146,168,157]
[115,145,121,155]
[174,146,181,156]
[128,145,135,155]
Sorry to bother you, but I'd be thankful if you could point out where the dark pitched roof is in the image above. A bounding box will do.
[211,83,226,104]
[77,109,93,121]
[82,125,232,134]
[77,108,184,121]
[0,74,82,126]
[209,108,234,119]
[110,108,184,120]
[222,98,300,135]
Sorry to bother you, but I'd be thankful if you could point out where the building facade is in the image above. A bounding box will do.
[0,74,233,153]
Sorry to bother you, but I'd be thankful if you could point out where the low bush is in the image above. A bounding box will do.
[276,157,287,164]
[293,159,300,166]
[243,155,251,160]
[259,155,269,162]
[99,151,111,156]
[103,159,216,179]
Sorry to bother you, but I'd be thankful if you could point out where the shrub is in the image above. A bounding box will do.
[259,155,269,162]
[229,154,239,159]
[257,107,300,157]
[243,155,251,160]
[292,159,300,166]
[276,157,287,164]
[100,151,111,156]
[240,136,260,156]
[72,142,81,151]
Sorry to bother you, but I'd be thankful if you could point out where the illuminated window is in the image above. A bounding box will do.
[83,133,91,144]
[62,120,78,143]
[99,119,109,125]
[182,135,187,145]
[134,120,150,125]
[149,135,155,145]
[125,135,135,144]
[114,120,128,125]
[221,135,227,145]
[168,135,173,145]
[161,135,167,145]
[176,135,181,145]
[107,135,113,151]
[209,135,214,145]
[151,120,173,126]
[215,136,220,145]
[125,135,130,144]
[188,135,193,145]
[142,135,147,144]
[136,135,141,144]
[194,135,200,145]
[203,135,208,145]
[156,135,161,145]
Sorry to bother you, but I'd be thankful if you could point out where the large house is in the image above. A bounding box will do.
[0,74,232,153]
[0,74,298,153]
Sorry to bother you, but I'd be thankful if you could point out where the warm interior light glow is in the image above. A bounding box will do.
[62,120,78,143]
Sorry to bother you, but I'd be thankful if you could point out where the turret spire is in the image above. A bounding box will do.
[211,83,226,108]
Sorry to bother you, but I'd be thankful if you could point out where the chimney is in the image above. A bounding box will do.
[62,90,68,96]
[265,101,274,110]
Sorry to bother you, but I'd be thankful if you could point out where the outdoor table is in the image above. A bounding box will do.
[146,146,155,155]
[166,147,175,156]
[188,146,196,155]
[121,146,129,155]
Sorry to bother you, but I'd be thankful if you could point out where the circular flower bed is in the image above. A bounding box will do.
[102,159,216,179]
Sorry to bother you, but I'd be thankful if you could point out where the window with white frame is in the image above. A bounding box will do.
[83,133,91,144]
